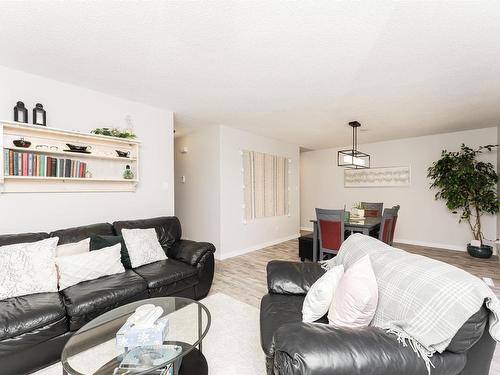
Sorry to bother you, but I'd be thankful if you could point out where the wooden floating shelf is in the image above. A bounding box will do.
[1,120,140,193]
[5,146,137,161]
[1,120,140,145]
[3,176,137,182]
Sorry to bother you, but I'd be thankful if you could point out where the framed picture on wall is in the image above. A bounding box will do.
[344,166,410,188]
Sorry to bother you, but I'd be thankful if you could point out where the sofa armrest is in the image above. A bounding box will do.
[168,239,216,267]
[267,261,325,295]
[272,323,465,375]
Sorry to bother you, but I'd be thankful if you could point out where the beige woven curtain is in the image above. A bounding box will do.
[243,150,289,221]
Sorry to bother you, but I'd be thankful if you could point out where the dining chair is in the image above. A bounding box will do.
[379,208,395,245]
[315,208,345,260]
[389,205,400,245]
[361,202,383,217]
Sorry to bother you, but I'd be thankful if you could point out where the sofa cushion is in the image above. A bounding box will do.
[260,293,327,356]
[0,292,67,340]
[113,216,181,249]
[56,243,125,290]
[50,223,114,245]
[122,228,167,268]
[0,232,49,247]
[447,304,489,353]
[133,259,199,296]
[90,234,132,269]
[0,293,68,355]
[0,237,59,300]
[61,270,148,331]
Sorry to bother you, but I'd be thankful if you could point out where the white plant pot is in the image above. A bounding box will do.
[470,239,481,247]
[356,209,365,218]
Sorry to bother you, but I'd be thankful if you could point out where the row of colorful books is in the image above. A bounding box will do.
[3,149,88,178]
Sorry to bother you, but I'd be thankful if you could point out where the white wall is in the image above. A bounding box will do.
[219,126,300,259]
[301,127,497,251]
[174,126,221,250]
[497,125,500,255]
[0,65,174,234]
[174,125,300,260]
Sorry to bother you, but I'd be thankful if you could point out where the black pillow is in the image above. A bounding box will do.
[90,235,132,269]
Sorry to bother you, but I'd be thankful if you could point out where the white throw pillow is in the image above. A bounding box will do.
[302,265,344,322]
[56,243,125,290]
[121,228,167,268]
[0,237,59,299]
[328,255,379,328]
[56,237,90,257]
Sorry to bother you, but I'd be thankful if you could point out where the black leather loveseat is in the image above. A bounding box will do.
[0,216,215,375]
[260,261,496,375]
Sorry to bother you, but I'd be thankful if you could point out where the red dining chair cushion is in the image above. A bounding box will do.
[319,219,342,251]
[381,217,393,244]
[390,216,398,243]
[364,209,380,218]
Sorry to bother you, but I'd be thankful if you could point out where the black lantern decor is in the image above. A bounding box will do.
[337,121,370,169]
[13,101,28,123]
[33,103,46,126]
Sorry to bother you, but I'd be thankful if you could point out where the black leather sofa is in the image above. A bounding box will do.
[260,261,496,375]
[0,216,216,375]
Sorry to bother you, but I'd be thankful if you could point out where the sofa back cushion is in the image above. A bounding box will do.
[113,216,181,249]
[0,232,49,246]
[50,223,114,245]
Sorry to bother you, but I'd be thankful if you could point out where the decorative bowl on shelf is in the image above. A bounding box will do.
[13,138,31,148]
[116,150,130,158]
[66,143,92,152]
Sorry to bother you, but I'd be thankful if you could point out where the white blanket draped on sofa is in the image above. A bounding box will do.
[322,234,500,373]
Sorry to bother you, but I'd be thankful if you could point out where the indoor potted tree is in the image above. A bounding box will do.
[428,144,499,258]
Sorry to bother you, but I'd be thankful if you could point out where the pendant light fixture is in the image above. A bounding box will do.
[337,121,370,169]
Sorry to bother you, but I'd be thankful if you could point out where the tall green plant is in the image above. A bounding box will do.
[427,144,499,245]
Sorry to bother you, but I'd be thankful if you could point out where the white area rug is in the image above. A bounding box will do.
[34,293,265,375]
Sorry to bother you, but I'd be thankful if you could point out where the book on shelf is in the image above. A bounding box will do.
[3,149,87,178]
[3,149,9,176]
[22,153,28,176]
[28,154,33,176]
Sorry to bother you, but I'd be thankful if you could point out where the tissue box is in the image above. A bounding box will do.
[116,316,169,348]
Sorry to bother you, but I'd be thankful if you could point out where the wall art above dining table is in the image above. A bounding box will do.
[344,166,410,188]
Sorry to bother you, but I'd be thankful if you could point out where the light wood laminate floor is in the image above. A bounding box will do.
[209,236,500,374]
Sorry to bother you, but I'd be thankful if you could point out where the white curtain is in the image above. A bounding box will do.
[243,150,289,221]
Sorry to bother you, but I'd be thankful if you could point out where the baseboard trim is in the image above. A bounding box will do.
[394,238,466,252]
[299,228,467,252]
[219,233,301,260]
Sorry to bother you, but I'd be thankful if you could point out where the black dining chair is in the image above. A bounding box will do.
[315,208,345,260]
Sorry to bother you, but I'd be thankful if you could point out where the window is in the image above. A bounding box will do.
[242,150,290,221]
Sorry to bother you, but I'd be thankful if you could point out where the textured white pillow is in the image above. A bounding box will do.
[121,228,167,268]
[0,237,59,299]
[56,237,90,257]
[56,243,125,289]
[328,255,379,328]
[302,265,344,322]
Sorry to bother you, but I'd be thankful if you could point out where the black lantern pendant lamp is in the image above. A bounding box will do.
[337,121,370,169]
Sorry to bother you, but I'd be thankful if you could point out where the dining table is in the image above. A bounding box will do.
[309,216,382,262]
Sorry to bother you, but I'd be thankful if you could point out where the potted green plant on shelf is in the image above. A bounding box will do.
[91,127,136,139]
[427,144,499,258]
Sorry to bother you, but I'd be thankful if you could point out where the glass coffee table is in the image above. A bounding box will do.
[61,297,211,375]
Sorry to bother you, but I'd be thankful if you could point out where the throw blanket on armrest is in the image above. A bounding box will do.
[322,234,500,374]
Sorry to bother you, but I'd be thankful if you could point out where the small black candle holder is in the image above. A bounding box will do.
[14,101,28,123]
[33,103,46,126]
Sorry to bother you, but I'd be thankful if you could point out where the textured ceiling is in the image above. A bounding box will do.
[0,1,499,149]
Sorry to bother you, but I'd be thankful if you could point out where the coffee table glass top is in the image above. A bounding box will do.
[61,297,211,375]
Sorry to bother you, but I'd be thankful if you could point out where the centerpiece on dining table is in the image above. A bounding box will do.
[350,202,365,221]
